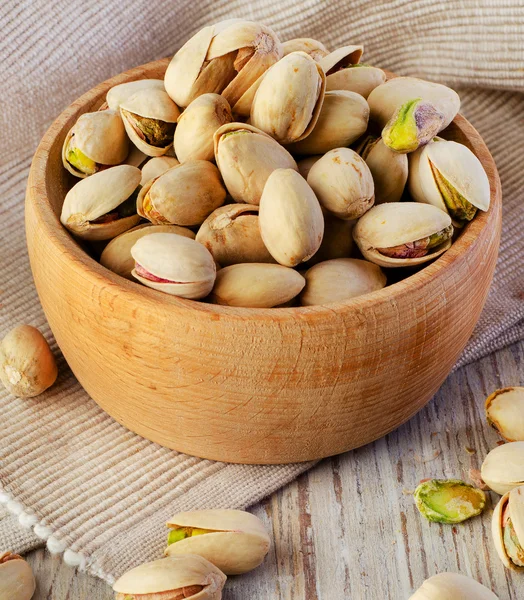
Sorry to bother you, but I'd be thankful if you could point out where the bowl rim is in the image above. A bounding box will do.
[27,58,502,320]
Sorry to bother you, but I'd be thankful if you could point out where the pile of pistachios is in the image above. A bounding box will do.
[59,19,490,308]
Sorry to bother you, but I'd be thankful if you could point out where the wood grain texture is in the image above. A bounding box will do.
[26,341,523,599]
[25,59,502,464]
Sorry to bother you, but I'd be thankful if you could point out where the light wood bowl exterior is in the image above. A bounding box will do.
[25,59,501,464]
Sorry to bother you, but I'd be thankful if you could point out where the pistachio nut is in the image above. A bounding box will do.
[62,110,128,178]
[353,202,453,268]
[101,224,195,280]
[165,20,282,111]
[131,233,216,299]
[259,168,324,267]
[297,155,322,180]
[165,509,270,575]
[286,90,369,155]
[325,64,386,99]
[214,123,298,204]
[174,94,232,163]
[113,555,226,600]
[196,204,274,266]
[140,156,180,187]
[408,139,490,225]
[317,45,364,74]
[0,325,58,398]
[61,165,141,240]
[0,551,36,600]
[481,441,524,495]
[307,147,374,220]
[492,485,524,571]
[306,213,354,265]
[414,479,486,524]
[250,51,325,144]
[209,263,305,308]
[300,258,386,306]
[282,38,329,61]
[410,573,499,600]
[120,88,180,157]
[137,160,226,226]
[486,387,524,442]
[106,79,165,110]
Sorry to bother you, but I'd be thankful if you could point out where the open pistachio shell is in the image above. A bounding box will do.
[61,165,141,241]
[259,168,324,267]
[137,160,226,226]
[300,258,386,306]
[307,147,374,220]
[209,263,305,308]
[196,204,274,266]
[409,139,490,224]
[486,387,524,442]
[165,20,282,109]
[353,202,453,268]
[492,486,524,571]
[326,64,386,98]
[306,213,354,265]
[62,110,129,178]
[318,45,364,74]
[0,552,36,600]
[250,51,326,144]
[409,573,499,600]
[174,93,232,163]
[286,90,369,155]
[131,233,216,299]
[101,223,194,280]
[214,123,297,204]
[282,38,329,60]
[140,156,180,186]
[414,479,486,524]
[481,441,524,495]
[106,79,165,110]
[113,555,226,600]
[165,509,270,575]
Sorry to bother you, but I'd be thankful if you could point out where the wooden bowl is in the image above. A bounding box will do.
[25,59,501,464]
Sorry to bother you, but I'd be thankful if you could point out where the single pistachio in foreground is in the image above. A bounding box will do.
[485,387,524,442]
[409,572,499,600]
[165,509,270,575]
[113,555,226,600]
[282,37,329,61]
[414,479,486,524]
[481,441,524,495]
[492,485,524,571]
[0,551,36,600]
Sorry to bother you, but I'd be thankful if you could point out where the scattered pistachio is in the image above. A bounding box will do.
[414,479,486,524]
[485,387,524,442]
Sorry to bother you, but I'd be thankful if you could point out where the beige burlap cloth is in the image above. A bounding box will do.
[1,0,523,585]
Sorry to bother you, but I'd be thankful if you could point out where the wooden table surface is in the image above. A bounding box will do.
[26,341,523,599]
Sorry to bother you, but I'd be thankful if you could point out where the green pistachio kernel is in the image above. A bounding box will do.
[221,130,251,140]
[122,109,175,147]
[378,225,453,259]
[67,146,97,175]
[167,527,214,546]
[503,518,524,567]
[414,479,486,524]
[429,160,478,223]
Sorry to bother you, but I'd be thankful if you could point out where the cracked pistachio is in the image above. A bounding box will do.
[353,202,453,268]
[410,573,499,600]
[0,551,36,600]
[165,509,270,575]
[318,45,364,74]
[61,165,141,241]
[106,79,165,111]
[481,442,524,495]
[486,387,524,442]
[326,64,386,98]
[282,38,329,61]
[414,479,486,524]
[62,110,129,178]
[113,555,226,600]
[492,485,524,571]
[140,156,180,187]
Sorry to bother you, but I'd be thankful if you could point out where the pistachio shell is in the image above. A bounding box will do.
[230,71,265,117]
[300,258,386,306]
[214,123,298,204]
[297,155,322,179]
[61,165,141,240]
[137,160,226,226]
[307,148,374,219]
[165,509,270,575]
[106,79,165,110]
[481,441,524,495]
[113,555,226,599]
[250,51,325,144]
[0,553,36,600]
[306,213,354,265]
[196,204,274,266]
[413,479,486,524]
[140,156,180,186]
[326,64,386,98]
[282,38,329,61]
[409,139,490,223]
[100,224,195,280]
[486,387,524,442]
[209,263,305,307]
[353,202,453,268]
[409,573,499,600]
[318,45,364,73]
[492,486,524,571]
[174,94,232,163]
[286,90,369,155]
[62,110,129,178]
[259,169,324,267]
[131,233,216,299]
